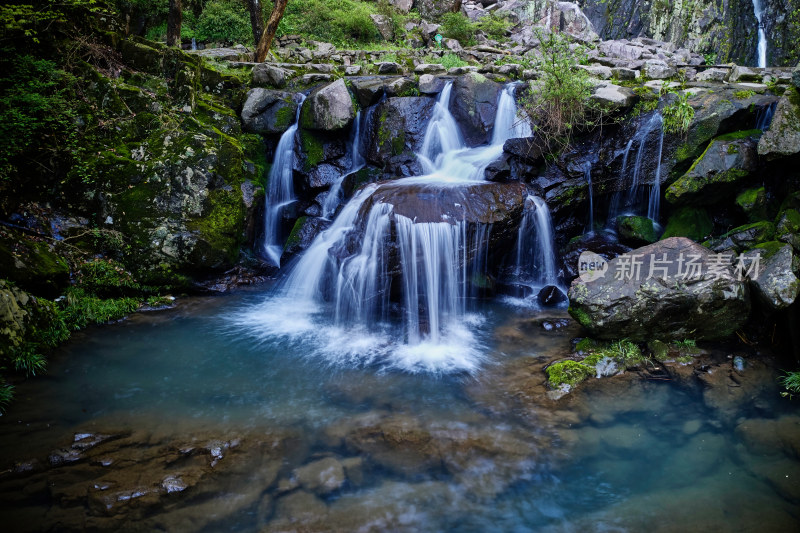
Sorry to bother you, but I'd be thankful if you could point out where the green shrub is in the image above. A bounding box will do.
[546,360,594,388]
[439,53,468,69]
[733,89,756,99]
[76,258,150,298]
[59,288,141,331]
[519,30,607,154]
[440,12,475,44]
[475,13,512,41]
[662,91,695,134]
[780,370,800,398]
[195,0,251,45]
[278,0,379,45]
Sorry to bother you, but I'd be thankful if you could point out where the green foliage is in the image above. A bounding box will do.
[0,0,108,43]
[278,0,379,46]
[76,258,151,298]
[779,370,800,398]
[519,30,607,154]
[733,89,756,99]
[436,53,468,69]
[195,0,251,45]
[546,360,594,388]
[440,12,475,44]
[703,52,718,65]
[0,54,80,181]
[662,91,695,134]
[59,288,140,331]
[475,13,512,42]
[0,382,13,410]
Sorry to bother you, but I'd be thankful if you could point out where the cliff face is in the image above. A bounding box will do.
[580,0,798,66]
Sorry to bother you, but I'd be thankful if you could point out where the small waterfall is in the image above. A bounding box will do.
[584,162,594,234]
[756,101,777,131]
[607,112,664,225]
[515,196,558,287]
[263,95,306,267]
[752,0,767,68]
[322,109,365,218]
[191,37,197,51]
[419,82,464,171]
[491,84,532,145]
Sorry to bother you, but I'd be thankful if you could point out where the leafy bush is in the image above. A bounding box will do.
[59,288,141,331]
[662,91,695,134]
[195,0,251,45]
[0,55,79,181]
[475,13,512,41]
[76,259,150,298]
[278,0,379,45]
[519,30,607,154]
[439,53,468,69]
[440,12,475,44]
[780,370,800,398]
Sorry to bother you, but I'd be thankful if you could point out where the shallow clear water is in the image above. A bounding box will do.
[1,291,798,532]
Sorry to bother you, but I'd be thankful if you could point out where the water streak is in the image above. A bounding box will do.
[515,196,559,288]
[752,0,767,68]
[322,110,366,218]
[263,95,306,266]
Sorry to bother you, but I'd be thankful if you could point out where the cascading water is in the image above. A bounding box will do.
[584,161,594,234]
[752,0,767,68]
[756,101,777,131]
[514,195,559,289]
[321,109,365,218]
[607,112,664,225]
[241,82,532,372]
[262,95,306,267]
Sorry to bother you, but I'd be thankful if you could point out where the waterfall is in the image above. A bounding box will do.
[752,0,767,68]
[584,162,594,234]
[322,109,365,219]
[262,95,306,267]
[191,37,197,51]
[249,81,532,372]
[491,84,532,145]
[756,101,777,131]
[515,196,558,288]
[607,112,664,225]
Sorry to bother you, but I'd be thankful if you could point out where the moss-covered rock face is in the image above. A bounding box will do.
[0,280,66,367]
[365,96,435,174]
[450,72,502,146]
[616,215,658,246]
[241,89,300,134]
[0,228,69,298]
[705,221,776,253]
[735,187,768,221]
[661,207,714,241]
[775,208,800,252]
[666,132,760,205]
[300,79,356,132]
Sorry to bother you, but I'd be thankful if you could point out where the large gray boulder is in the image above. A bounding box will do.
[300,79,355,131]
[758,89,800,161]
[417,0,461,19]
[451,72,502,146]
[568,237,750,341]
[252,64,288,88]
[740,243,800,311]
[366,97,436,169]
[241,89,300,134]
[666,132,759,205]
[590,82,636,110]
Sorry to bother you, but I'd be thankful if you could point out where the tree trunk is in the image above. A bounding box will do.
[166,0,182,48]
[247,0,265,47]
[254,0,288,63]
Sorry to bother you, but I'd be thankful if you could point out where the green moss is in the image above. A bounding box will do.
[661,207,713,241]
[746,240,786,260]
[715,129,762,141]
[187,189,245,263]
[58,287,140,332]
[300,129,325,169]
[735,187,768,220]
[648,339,670,361]
[274,101,295,131]
[617,215,658,244]
[76,259,151,298]
[722,221,775,241]
[733,89,756,99]
[575,337,601,353]
[546,360,594,388]
[285,216,307,250]
[569,306,593,329]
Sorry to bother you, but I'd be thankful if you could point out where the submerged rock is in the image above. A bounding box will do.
[568,237,750,341]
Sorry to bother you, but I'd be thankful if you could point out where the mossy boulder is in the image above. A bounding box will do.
[616,215,659,246]
[366,96,435,172]
[0,280,66,364]
[545,360,594,388]
[735,187,768,221]
[295,129,350,189]
[705,221,776,253]
[758,88,800,161]
[660,207,713,241]
[740,243,800,310]
[568,237,750,341]
[451,72,502,146]
[300,79,355,132]
[0,228,69,298]
[241,89,300,134]
[775,208,800,252]
[666,132,759,205]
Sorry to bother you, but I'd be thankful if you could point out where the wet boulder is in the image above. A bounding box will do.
[283,216,330,257]
[0,227,69,298]
[450,72,502,146]
[740,243,800,311]
[666,131,760,205]
[241,89,300,134]
[591,82,636,111]
[365,97,436,169]
[294,129,349,190]
[757,88,800,161]
[568,237,750,341]
[705,221,775,254]
[616,215,659,246]
[300,79,355,131]
[537,285,568,307]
